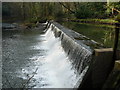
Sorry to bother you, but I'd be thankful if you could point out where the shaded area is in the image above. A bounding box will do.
[60,21,120,49]
[2,2,120,23]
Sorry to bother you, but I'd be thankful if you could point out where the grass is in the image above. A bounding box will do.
[68,18,119,25]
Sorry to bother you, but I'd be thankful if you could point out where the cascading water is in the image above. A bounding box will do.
[21,22,92,88]
[3,21,93,88]
[46,22,93,88]
[40,23,92,88]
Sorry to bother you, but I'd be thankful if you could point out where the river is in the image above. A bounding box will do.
[2,25,81,88]
[2,22,119,88]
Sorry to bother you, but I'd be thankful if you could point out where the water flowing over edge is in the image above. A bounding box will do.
[6,21,93,88]
[43,22,93,88]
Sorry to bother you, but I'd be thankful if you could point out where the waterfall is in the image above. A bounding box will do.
[37,24,81,88]
[43,21,93,88]
[16,21,93,88]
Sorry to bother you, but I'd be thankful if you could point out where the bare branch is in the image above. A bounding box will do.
[59,2,75,14]
[22,67,38,88]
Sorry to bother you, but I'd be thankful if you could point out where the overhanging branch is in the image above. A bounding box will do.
[59,2,75,14]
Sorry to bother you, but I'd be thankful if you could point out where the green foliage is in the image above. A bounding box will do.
[2,2,120,23]
[115,13,120,22]
[110,2,120,10]
[75,2,107,19]
[75,4,94,19]
[54,10,65,21]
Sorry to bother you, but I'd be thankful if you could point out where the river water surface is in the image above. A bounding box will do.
[3,22,119,88]
[2,27,82,88]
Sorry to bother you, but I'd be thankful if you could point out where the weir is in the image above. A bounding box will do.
[2,21,118,88]
[45,21,98,88]
[50,22,93,72]
[44,21,118,89]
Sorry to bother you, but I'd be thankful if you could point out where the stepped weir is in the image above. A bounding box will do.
[44,21,118,89]
[45,21,93,88]
[3,21,119,89]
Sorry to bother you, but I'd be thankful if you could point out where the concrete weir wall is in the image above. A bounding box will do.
[47,21,93,73]
[46,21,120,89]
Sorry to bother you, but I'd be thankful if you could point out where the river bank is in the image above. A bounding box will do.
[60,20,120,49]
[65,19,119,26]
[2,22,47,31]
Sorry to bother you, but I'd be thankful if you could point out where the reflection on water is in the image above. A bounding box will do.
[60,22,120,49]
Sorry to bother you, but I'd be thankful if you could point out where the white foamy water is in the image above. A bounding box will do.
[17,25,88,88]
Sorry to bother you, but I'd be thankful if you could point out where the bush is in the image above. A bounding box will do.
[75,5,94,19]
[54,10,65,21]
[115,13,120,22]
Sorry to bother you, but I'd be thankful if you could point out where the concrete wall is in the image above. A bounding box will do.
[79,48,115,89]
[103,60,120,89]
[92,48,114,88]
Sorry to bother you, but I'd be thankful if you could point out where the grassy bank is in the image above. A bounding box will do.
[67,19,119,25]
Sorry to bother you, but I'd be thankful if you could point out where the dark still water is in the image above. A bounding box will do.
[60,22,120,49]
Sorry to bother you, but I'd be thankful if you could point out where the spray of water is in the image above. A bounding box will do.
[18,23,90,88]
